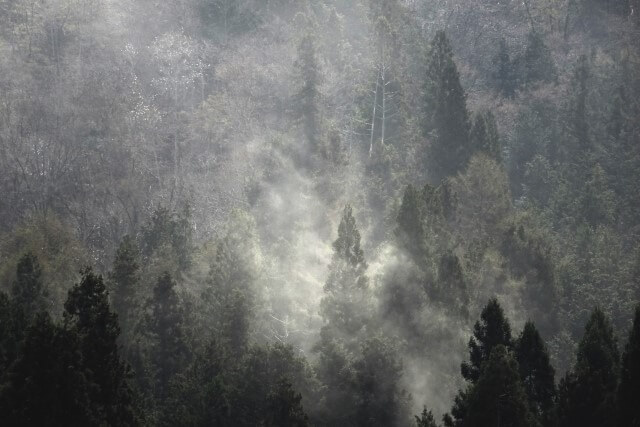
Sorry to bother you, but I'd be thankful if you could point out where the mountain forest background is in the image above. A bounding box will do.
[0,0,640,425]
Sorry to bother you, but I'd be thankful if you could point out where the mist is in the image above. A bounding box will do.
[0,0,639,426]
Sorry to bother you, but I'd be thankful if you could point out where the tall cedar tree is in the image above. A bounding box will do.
[11,253,47,332]
[108,236,140,337]
[493,39,517,98]
[461,298,513,383]
[264,378,310,427]
[515,322,557,426]
[147,272,188,401]
[0,312,96,426]
[294,33,321,154]
[464,345,536,427]
[470,111,501,163]
[436,251,469,319]
[64,268,139,425]
[423,31,471,181]
[558,307,619,427]
[415,407,439,427]
[523,30,556,86]
[396,184,426,262]
[618,305,640,426]
[315,205,370,425]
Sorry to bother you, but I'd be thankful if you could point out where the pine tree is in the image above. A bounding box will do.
[416,407,439,427]
[11,252,47,327]
[618,305,640,427]
[147,272,188,401]
[353,337,410,427]
[558,308,619,427]
[522,30,556,86]
[315,205,371,425]
[423,30,471,181]
[569,55,591,156]
[264,378,310,427]
[0,312,96,426]
[108,236,140,338]
[436,251,469,318]
[515,322,556,426]
[461,298,513,383]
[464,345,536,427]
[64,268,138,425]
[493,39,517,98]
[396,184,426,261]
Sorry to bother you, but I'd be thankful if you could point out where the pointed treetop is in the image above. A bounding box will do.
[333,205,367,269]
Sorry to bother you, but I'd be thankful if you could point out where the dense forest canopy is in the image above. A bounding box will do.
[0,0,639,425]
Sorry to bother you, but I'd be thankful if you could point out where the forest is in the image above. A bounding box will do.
[0,0,639,425]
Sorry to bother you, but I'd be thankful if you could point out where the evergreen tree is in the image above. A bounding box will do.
[522,30,556,86]
[64,268,138,425]
[515,322,556,426]
[396,184,426,261]
[11,252,47,328]
[558,308,619,427]
[0,312,96,426]
[0,292,15,378]
[423,30,471,181]
[618,305,640,427]
[464,345,536,427]
[461,298,513,383]
[146,272,188,401]
[568,55,591,157]
[493,39,517,98]
[436,251,469,318]
[108,236,140,338]
[353,337,410,427]
[294,33,321,154]
[264,378,310,427]
[416,407,439,427]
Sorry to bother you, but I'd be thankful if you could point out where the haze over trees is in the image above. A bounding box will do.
[0,0,639,425]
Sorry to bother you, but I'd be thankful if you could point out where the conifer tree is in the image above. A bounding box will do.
[0,312,95,426]
[515,322,557,426]
[471,111,501,163]
[416,407,439,427]
[108,236,140,338]
[11,253,47,328]
[522,30,556,86]
[423,31,471,181]
[396,184,426,261]
[64,269,138,425]
[461,298,513,383]
[558,308,619,427]
[436,251,469,318]
[147,272,188,401]
[618,305,640,427]
[493,39,517,98]
[264,378,310,427]
[464,345,536,427]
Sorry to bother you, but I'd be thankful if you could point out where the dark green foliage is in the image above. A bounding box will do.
[141,205,193,273]
[567,55,591,159]
[396,184,426,260]
[493,39,517,98]
[464,345,536,427]
[146,272,188,401]
[461,298,513,383]
[108,236,140,337]
[0,292,15,377]
[522,31,556,86]
[161,341,312,427]
[11,252,47,325]
[423,30,471,181]
[0,313,95,426]
[618,305,640,427]
[333,204,367,269]
[436,251,469,318]
[265,378,310,427]
[353,337,410,427]
[416,407,439,427]
[64,269,139,425]
[515,322,557,426]
[558,308,619,427]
